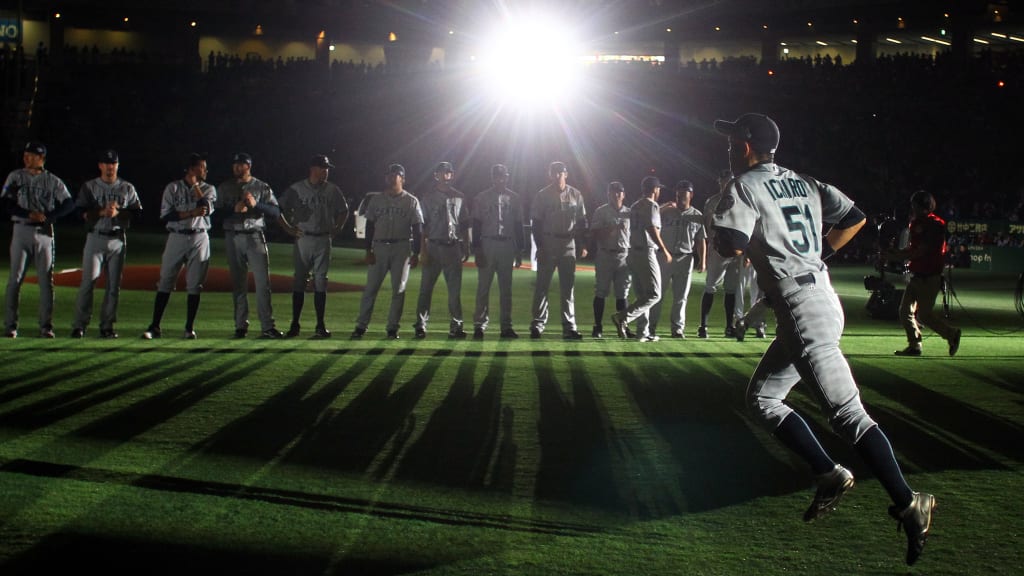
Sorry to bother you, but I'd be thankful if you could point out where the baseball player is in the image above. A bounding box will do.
[70,149,142,339]
[216,152,284,339]
[278,154,350,339]
[698,169,743,338]
[2,141,74,338]
[471,163,524,339]
[529,161,588,340]
[142,153,216,340]
[712,113,934,565]
[589,181,632,339]
[650,180,706,338]
[414,161,471,339]
[352,164,423,339]
[611,176,672,342]
[886,190,961,357]
[733,261,770,341]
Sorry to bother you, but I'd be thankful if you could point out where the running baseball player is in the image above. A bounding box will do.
[70,149,142,339]
[611,176,672,342]
[2,141,74,338]
[142,153,216,340]
[698,169,743,338]
[650,180,706,338]
[278,154,349,339]
[529,161,588,340]
[589,181,632,339]
[216,152,284,339]
[414,161,470,339]
[471,163,524,339]
[887,190,961,357]
[712,113,934,565]
[352,163,423,339]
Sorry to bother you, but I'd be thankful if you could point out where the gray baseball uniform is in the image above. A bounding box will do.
[703,191,742,296]
[355,190,424,332]
[217,176,280,332]
[529,183,587,334]
[157,179,216,293]
[713,162,876,443]
[72,176,142,334]
[2,168,72,335]
[590,202,631,300]
[472,185,523,332]
[651,203,704,335]
[415,185,470,333]
[619,196,662,339]
[280,179,348,292]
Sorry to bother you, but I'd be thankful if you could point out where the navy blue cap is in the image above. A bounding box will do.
[491,164,508,179]
[99,149,119,163]
[311,154,335,169]
[714,113,780,154]
[386,163,406,178]
[434,161,454,173]
[607,181,625,193]
[641,176,662,192]
[25,141,47,156]
[232,152,252,165]
[675,180,694,191]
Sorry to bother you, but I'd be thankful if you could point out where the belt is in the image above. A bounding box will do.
[631,245,654,251]
[482,235,511,241]
[601,248,626,254]
[373,238,407,244]
[15,221,45,227]
[303,232,329,237]
[172,229,206,235]
[427,239,459,246]
[93,229,125,237]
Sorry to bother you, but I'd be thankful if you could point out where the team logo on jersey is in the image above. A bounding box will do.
[714,194,735,215]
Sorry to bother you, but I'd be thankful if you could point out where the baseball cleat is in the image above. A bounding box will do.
[4,329,17,338]
[260,328,284,339]
[724,325,736,338]
[183,330,198,340]
[563,330,584,340]
[415,327,427,339]
[40,328,55,338]
[500,328,519,339]
[312,326,332,339]
[71,328,85,339]
[734,319,748,342]
[894,346,922,357]
[638,334,660,343]
[591,325,603,339]
[286,323,301,338]
[671,331,685,339]
[755,323,767,338]
[529,327,542,339]
[141,326,161,340]
[350,327,366,339]
[948,329,961,357]
[697,325,708,339]
[233,328,248,339]
[803,464,855,522]
[889,491,936,566]
[448,328,468,339]
[387,330,400,340]
[100,329,119,339]
[610,313,627,338]
[473,327,485,340]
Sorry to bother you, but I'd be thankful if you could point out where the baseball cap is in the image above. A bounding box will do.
[434,161,454,174]
[675,180,694,192]
[549,161,567,175]
[25,141,47,156]
[386,163,406,178]
[232,152,252,165]
[185,152,207,168]
[99,149,119,163]
[311,154,336,169]
[714,113,780,154]
[607,181,625,193]
[491,164,509,179]
[641,176,662,192]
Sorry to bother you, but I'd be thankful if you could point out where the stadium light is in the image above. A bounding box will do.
[474,11,586,109]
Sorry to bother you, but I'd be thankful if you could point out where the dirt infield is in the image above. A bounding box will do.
[39,266,365,292]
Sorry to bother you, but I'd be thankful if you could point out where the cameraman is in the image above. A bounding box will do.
[886,191,961,357]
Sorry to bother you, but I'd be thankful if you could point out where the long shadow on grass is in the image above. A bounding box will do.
[0,353,113,401]
[190,349,382,462]
[0,351,211,432]
[852,361,1024,469]
[533,351,627,512]
[609,354,810,516]
[391,350,516,491]
[0,531,434,576]
[282,349,441,472]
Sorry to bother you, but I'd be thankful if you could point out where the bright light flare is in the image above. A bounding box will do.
[474,14,586,109]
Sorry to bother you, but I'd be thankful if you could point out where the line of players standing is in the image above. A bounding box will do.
[1,140,763,341]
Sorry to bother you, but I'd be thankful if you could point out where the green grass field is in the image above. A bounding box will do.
[1,227,1022,575]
